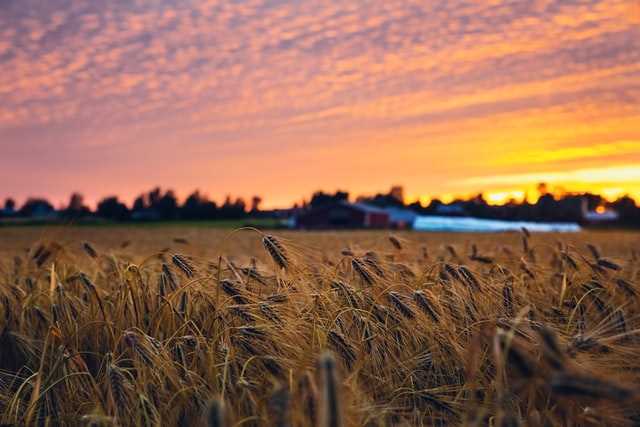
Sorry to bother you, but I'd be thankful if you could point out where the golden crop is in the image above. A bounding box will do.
[0,227,639,426]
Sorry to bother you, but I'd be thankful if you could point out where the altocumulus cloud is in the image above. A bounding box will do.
[0,0,639,206]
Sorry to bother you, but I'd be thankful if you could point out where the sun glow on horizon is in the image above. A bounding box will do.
[405,181,640,210]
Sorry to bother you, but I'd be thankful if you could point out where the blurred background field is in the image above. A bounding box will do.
[1,226,638,262]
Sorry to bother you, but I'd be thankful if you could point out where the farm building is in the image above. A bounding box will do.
[295,201,389,229]
[581,199,619,223]
[383,207,418,229]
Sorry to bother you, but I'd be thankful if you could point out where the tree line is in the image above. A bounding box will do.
[0,188,262,221]
[307,184,640,227]
[2,183,639,226]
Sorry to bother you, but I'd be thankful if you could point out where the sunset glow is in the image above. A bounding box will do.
[1,0,639,208]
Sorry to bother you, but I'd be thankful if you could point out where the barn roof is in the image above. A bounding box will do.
[349,202,389,214]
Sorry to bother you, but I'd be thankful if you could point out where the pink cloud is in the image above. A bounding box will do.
[0,0,638,205]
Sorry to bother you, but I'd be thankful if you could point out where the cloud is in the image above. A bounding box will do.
[493,141,640,166]
[461,164,640,187]
[0,0,638,205]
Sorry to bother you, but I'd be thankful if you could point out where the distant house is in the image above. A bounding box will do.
[434,202,467,216]
[295,201,389,229]
[581,199,619,223]
[382,207,418,229]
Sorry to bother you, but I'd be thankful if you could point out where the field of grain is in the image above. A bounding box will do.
[1,226,639,426]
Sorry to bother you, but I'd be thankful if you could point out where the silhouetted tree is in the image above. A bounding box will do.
[156,190,179,220]
[535,193,556,221]
[2,198,16,216]
[132,195,147,211]
[611,196,640,226]
[358,187,406,208]
[19,198,55,218]
[182,191,202,219]
[130,188,179,220]
[250,196,262,213]
[426,198,443,213]
[310,191,349,207]
[97,196,129,221]
[62,192,91,219]
[219,196,247,219]
[148,188,161,207]
[406,200,424,213]
[181,191,218,220]
[537,182,550,196]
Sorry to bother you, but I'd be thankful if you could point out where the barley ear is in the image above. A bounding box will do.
[320,352,342,427]
[206,398,225,427]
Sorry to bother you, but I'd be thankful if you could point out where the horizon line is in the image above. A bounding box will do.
[3,183,639,212]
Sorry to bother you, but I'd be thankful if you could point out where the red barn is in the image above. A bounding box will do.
[295,202,389,229]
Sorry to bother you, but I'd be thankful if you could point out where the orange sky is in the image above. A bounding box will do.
[0,0,639,208]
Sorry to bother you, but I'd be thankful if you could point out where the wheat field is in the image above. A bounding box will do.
[0,226,639,426]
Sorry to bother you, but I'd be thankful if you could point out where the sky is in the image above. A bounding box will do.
[1,0,639,208]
